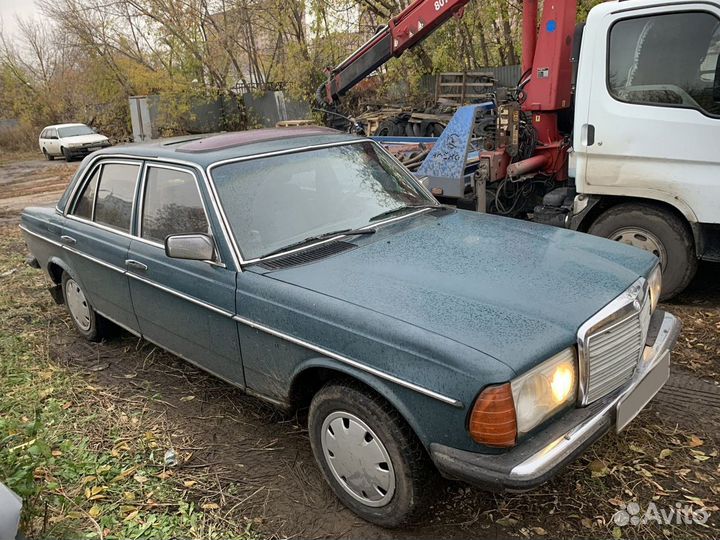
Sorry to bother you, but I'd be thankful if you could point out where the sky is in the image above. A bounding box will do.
[0,0,40,39]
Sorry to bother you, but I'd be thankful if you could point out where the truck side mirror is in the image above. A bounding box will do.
[165,233,216,261]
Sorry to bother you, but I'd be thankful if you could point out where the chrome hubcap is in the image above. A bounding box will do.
[610,227,667,269]
[321,411,395,507]
[65,279,91,331]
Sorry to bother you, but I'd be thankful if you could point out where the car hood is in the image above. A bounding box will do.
[259,210,658,375]
[63,134,108,144]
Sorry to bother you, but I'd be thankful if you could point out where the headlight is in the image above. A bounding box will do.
[510,348,577,437]
[67,142,81,148]
[469,348,577,447]
[648,264,662,313]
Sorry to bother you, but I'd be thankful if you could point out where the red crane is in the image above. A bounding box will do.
[319,0,578,181]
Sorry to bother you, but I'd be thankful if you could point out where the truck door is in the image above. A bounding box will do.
[574,2,720,225]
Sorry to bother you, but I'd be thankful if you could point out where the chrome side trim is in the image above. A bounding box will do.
[576,278,648,405]
[126,271,234,318]
[19,224,63,247]
[63,245,125,274]
[232,314,463,408]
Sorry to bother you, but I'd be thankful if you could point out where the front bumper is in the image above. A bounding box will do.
[431,309,680,491]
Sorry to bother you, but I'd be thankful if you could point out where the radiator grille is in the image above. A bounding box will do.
[584,296,650,403]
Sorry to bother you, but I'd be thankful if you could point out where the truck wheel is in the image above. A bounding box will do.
[588,203,697,300]
[43,148,54,161]
[61,272,108,341]
[308,381,436,527]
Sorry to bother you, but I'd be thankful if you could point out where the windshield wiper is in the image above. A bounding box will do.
[258,227,376,260]
[369,203,438,222]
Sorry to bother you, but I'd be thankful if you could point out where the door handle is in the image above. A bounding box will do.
[60,235,76,245]
[582,124,595,146]
[125,259,148,272]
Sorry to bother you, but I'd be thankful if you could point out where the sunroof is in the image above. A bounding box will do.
[176,127,338,153]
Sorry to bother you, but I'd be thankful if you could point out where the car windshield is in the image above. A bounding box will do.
[58,125,95,137]
[211,141,436,260]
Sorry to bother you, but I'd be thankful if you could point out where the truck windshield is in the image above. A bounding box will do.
[211,142,436,260]
[58,125,95,137]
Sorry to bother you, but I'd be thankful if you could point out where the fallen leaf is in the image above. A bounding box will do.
[531,527,547,536]
[659,449,673,459]
[629,444,646,454]
[688,436,704,448]
[51,450,62,457]
[581,518,593,529]
[589,460,610,478]
[180,395,196,402]
[183,480,197,488]
[156,470,174,480]
[123,510,139,522]
[612,526,622,539]
[88,505,101,518]
[133,474,148,484]
[201,502,219,510]
[684,495,705,507]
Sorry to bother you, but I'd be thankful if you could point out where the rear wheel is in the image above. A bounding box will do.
[308,381,436,527]
[61,272,109,341]
[588,203,697,299]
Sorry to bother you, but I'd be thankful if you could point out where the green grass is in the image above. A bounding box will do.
[0,230,257,539]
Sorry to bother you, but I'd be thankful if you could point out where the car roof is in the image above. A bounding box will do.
[90,127,366,167]
[43,123,88,130]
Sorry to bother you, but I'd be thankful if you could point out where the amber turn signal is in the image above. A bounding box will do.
[468,383,517,448]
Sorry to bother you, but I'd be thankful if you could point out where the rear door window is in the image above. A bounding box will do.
[93,163,140,232]
[141,166,209,244]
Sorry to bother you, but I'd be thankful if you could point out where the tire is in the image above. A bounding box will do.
[376,119,401,137]
[61,271,108,341]
[61,147,72,161]
[588,203,697,300]
[308,381,436,527]
[43,148,54,161]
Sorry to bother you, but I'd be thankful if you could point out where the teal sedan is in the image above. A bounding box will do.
[21,127,680,527]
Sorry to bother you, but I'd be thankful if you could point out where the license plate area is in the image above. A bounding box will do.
[616,352,670,432]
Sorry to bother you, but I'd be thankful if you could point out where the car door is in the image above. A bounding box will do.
[47,129,62,155]
[126,162,244,386]
[575,3,720,224]
[62,160,141,333]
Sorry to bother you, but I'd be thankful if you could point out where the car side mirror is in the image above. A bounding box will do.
[165,233,216,261]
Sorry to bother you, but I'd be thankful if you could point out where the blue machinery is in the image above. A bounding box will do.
[372,102,496,200]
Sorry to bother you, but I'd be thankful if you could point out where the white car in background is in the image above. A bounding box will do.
[38,123,111,161]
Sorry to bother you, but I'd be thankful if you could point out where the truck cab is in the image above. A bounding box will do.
[571,0,720,298]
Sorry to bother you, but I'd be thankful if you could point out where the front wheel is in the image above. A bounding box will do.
[61,147,72,161]
[308,382,436,527]
[43,148,54,161]
[588,203,697,300]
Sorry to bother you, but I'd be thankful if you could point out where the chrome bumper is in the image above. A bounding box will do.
[431,309,681,491]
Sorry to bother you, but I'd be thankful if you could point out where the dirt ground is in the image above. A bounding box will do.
[2,156,719,539]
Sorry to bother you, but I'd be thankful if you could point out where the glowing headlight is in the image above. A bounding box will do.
[648,264,662,313]
[510,348,577,436]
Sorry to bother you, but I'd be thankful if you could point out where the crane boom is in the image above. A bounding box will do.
[320,0,472,104]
